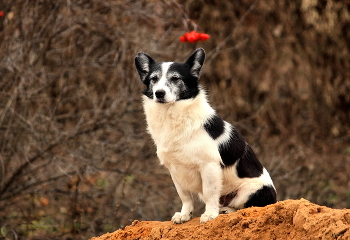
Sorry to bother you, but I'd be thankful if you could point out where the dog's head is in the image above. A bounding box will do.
[135,48,205,104]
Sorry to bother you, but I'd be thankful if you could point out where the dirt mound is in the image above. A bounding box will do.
[91,199,350,240]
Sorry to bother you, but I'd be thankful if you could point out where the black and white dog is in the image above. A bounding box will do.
[135,48,276,224]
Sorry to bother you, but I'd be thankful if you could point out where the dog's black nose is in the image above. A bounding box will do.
[155,90,165,99]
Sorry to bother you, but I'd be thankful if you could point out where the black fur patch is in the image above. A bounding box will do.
[203,114,224,139]
[218,127,246,168]
[236,145,263,178]
[244,185,277,208]
[169,63,200,100]
[219,191,237,207]
[141,63,162,99]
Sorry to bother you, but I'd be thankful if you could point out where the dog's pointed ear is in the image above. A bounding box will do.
[185,48,206,78]
[135,52,156,82]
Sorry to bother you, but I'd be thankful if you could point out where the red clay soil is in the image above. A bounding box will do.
[91,199,350,240]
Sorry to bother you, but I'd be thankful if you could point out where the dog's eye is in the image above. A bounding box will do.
[150,76,158,83]
[171,76,180,82]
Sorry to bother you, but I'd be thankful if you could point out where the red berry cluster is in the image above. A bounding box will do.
[179,31,210,43]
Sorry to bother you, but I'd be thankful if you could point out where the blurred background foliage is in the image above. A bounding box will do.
[0,0,349,239]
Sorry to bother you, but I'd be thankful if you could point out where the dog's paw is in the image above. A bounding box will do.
[200,212,219,223]
[171,212,192,224]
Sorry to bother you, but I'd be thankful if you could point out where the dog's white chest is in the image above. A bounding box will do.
[142,95,220,167]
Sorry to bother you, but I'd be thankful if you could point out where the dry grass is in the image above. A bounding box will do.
[0,0,349,239]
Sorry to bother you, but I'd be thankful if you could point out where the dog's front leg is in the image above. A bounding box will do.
[170,173,194,224]
[200,162,222,223]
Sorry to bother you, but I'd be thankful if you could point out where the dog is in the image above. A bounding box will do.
[134,48,276,224]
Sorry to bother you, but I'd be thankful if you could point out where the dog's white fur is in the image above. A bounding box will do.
[143,89,274,223]
[143,90,222,223]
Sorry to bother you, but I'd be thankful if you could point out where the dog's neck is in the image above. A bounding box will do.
[142,88,216,136]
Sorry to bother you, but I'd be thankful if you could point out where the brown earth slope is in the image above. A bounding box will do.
[91,199,350,240]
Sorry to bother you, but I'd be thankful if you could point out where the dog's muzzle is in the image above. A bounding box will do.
[154,90,166,103]
[155,90,165,99]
